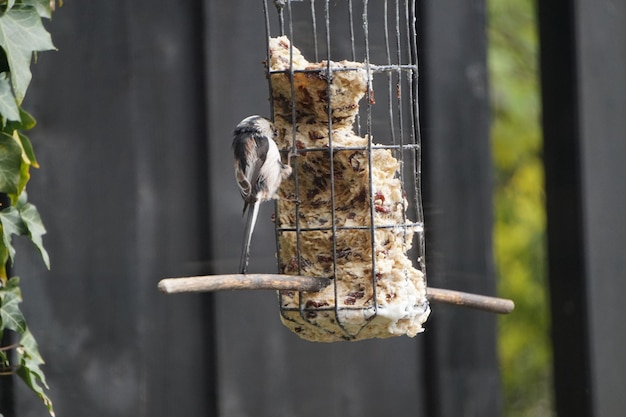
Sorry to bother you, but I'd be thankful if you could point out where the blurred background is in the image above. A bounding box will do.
[1,0,624,416]
[488,1,552,415]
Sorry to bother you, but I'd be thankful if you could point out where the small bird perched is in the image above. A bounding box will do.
[232,115,292,274]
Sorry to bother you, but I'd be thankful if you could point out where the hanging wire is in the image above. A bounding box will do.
[348,0,362,135]
[310,0,319,61]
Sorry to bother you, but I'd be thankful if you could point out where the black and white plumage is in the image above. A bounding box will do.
[232,115,292,274]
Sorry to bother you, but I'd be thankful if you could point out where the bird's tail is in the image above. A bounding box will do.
[239,200,260,274]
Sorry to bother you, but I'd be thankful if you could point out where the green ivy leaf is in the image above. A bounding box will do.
[4,106,36,132]
[17,130,36,166]
[0,242,8,278]
[0,276,26,333]
[0,192,48,268]
[0,5,55,103]
[0,71,19,123]
[16,192,48,268]
[0,131,21,194]
[17,326,55,417]
[0,129,36,203]
[0,277,55,416]
[16,153,30,199]
[0,205,25,263]
[17,106,35,130]
[0,276,55,416]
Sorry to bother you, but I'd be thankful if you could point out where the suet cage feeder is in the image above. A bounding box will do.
[159,0,513,342]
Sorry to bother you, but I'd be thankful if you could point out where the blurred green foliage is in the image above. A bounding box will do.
[487,0,554,416]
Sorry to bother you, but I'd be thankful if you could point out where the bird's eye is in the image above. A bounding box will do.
[273,128,278,138]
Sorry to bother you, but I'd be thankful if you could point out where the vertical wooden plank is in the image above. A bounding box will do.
[575,2,626,416]
[419,0,502,416]
[204,1,427,416]
[538,1,626,415]
[13,1,214,416]
[536,2,593,416]
[123,1,216,415]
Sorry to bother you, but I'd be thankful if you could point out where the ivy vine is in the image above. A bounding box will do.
[0,0,58,416]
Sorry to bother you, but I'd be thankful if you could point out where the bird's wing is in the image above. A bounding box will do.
[246,135,270,197]
[236,167,252,198]
[235,168,252,215]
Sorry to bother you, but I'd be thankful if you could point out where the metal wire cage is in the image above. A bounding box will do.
[264,0,428,342]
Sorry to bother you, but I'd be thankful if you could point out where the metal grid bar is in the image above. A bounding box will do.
[267,64,419,75]
[322,0,344,330]
[408,0,426,274]
[277,223,424,233]
[362,0,380,328]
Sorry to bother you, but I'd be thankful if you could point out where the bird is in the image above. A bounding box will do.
[232,115,292,274]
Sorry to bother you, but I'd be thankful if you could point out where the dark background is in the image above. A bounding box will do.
[1,1,623,416]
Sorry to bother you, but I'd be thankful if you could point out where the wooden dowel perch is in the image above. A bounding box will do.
[426,287,514,314]
[158,274,331,293]
[158,274,514,314]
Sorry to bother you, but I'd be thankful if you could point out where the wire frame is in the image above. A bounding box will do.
[264,0,426,341]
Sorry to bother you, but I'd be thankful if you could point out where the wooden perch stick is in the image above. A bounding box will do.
[158,274,514,314]
[426,287,514,314]
[158,274,332,293]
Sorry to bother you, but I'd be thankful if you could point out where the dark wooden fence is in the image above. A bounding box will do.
[1,1,623,416]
